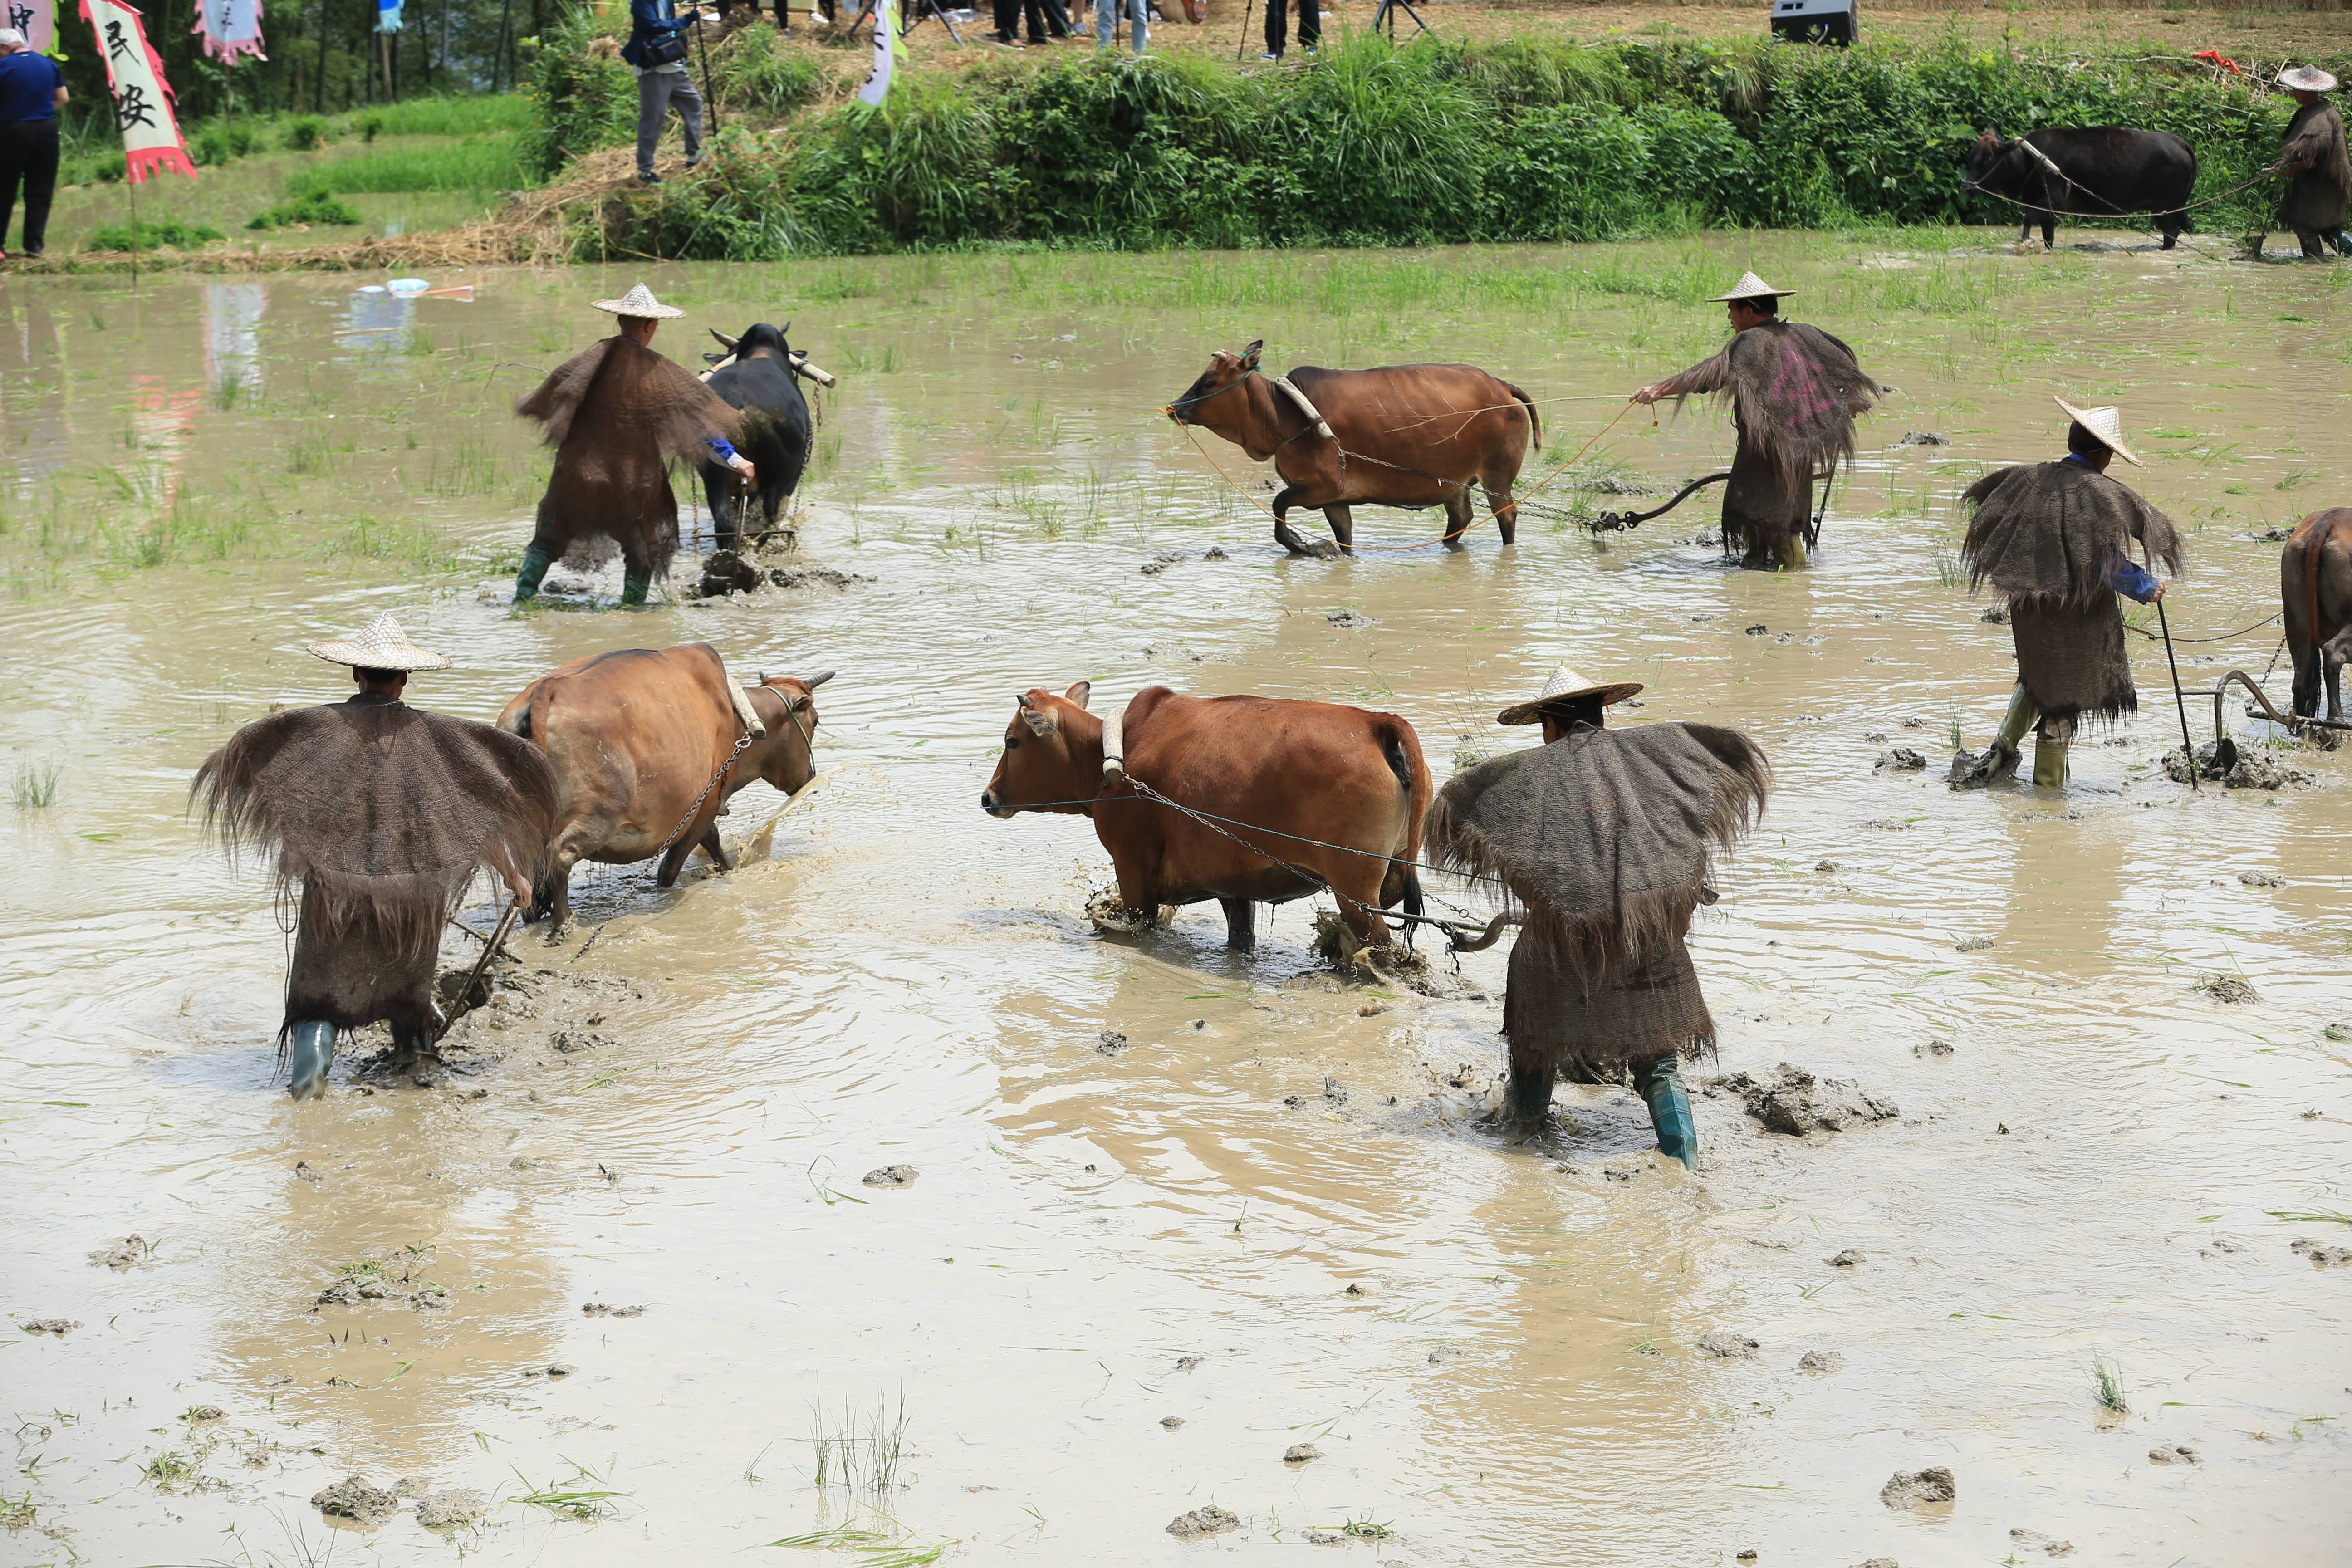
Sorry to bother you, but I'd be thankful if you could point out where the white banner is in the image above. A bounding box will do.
[5,0,54,55]
[854,0,900,110]
[193,0,265,61]
[81,0,197,184]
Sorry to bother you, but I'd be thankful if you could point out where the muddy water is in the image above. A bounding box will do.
[2,235,2347,1566]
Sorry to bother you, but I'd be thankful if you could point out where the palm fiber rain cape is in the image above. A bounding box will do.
[1427,724,1769,1076]
[516,336,742,581]
[1962,460,2183,725]
[1665,322,1877,520]
[193,701,556,1032]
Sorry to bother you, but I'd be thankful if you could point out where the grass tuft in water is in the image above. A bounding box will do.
[512,1458,625,1520]
[2091,1352,2128,1416]
[13,759,60,809]
[807,1393,912,1507]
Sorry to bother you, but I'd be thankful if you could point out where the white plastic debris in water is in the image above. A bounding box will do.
[387,278,430,297]
[356,284,386,294]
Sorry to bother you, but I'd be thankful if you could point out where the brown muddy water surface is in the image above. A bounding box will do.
[2,235,2348,1566]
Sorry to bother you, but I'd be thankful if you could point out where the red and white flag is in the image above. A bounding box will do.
[81,0,198,183]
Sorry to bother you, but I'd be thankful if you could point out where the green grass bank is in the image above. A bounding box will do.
[552,27,2341,260]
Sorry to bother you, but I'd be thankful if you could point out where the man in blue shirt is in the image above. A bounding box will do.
[622,0,714,186]
[0,28,68,260]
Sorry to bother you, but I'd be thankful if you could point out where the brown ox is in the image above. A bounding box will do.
[980,682,1430,955]
[496,643,830,926]
[1169,340,1539,556]
[2285,508,2352,750]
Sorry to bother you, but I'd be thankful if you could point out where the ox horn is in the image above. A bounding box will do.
[710,328,740,350]
[804,670,836,689]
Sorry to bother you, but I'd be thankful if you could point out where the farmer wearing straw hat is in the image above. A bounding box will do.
[511,283,753,608]
[1428,667,1769,1170]
[1630,272,1877,571]
[192,614,556,1101]
[1950,398,2181,790]
[2254,66,2351,260]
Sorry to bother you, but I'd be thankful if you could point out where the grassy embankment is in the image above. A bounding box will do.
[20,8,2352,271]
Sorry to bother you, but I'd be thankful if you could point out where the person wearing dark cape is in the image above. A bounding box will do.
[1631,271,1877,571]
[2254,66,2351,261]
[193,614,558,1100]
[1951,398,2180,791]
[1427,668,1769,1169]
[512,282,752,608]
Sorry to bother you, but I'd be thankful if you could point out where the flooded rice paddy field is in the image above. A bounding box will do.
[2,233,2348,1566]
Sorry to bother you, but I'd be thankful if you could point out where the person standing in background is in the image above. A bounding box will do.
[1093,0,1144,54]
[0,29,68,261]
[623,0,708,186]
[2262,66,2350,260]
[1260,0,1316,61]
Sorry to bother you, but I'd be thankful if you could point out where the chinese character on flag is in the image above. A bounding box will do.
[80,0,197,182]
[194,0,265,62]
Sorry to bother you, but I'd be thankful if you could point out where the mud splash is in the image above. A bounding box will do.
[2,233,2347,1564]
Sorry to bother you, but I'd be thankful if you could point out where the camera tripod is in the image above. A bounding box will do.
[843,0,963,46]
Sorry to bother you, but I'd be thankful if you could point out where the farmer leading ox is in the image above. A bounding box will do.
[1963,127,2198,251]
[1169,341,1539,556]
[982,683,1431,957]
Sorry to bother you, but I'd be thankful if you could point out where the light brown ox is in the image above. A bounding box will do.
[980,682,1430,955]
[1169,339,1539,556]
[496,643,829,927]
[2285,507,2352,750]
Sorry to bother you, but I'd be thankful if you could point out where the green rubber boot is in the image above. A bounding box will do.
[620,566,654,608]
[2033,736,2070,788]
[1778,532,1809,570]
[513,544,554,603]
[1635,1057,1699,1170]
[287,1020,336,1101]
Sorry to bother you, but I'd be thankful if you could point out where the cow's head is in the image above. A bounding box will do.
[710,322,791,366]
[743,669,832,794]
[981,682,1098,818]
[1168,340,1263,433]
[1963,129,2012,190]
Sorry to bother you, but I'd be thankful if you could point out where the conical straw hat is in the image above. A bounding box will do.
[2279,65,2339,93]
[1496,665,1645,726]
[591,282,685,319]
[2053,396,2144,467]
[1708,270,1794,303]
[306,612,452,671]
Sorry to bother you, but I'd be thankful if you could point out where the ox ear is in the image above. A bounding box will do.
[1021,705,1058,739]
[1064,680,1091,710]
[1240,339,1263,370]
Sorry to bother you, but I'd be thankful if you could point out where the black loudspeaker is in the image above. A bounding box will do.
[1769,0,1856,46]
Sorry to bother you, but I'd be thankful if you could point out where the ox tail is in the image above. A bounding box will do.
[2309,513,2342,649]
[1503,380,1542,451]
[1378,720,1433,922]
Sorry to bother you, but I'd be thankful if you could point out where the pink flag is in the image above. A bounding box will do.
[80,0,197,183]
[192,0,265,61]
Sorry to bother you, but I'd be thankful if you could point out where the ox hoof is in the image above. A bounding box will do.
[287,1021,336,1101]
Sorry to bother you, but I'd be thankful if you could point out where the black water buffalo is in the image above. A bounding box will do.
[1965,127,2198,250]
[698,322,819,550]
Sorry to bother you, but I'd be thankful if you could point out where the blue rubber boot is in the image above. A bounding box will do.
[1635,1057,1699,1170]
[287,1021,336,1101]
[513,544,554,603]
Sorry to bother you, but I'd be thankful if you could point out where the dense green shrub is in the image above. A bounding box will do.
[284,115,328,151]
[248,190,364,230]
[523,7,636,178]
[191,122,260,167]
[585,31,2324,259]
[714,26,827,118]
[86,219,226,251]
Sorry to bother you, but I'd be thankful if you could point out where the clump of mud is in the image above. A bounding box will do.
[1880,1466,1955,1509]
[311,1475,398,1527]
[1695,1331,1759,1358]
[2193,975,2257,1005]
[693,549,871,599]
[1708,1064,1897,1135]
[88,1235,153,1271]
[2291,1238,2352,1267]
[314,1247,447,1313]
[1874,747,1926,771]
[1166,1504,1240,1539]
[18,1318,80,1336]
[416,1488,488,1530]
[2164,742,2313,790]
[1309,910,1453,998]
[1084,889,1172,935]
